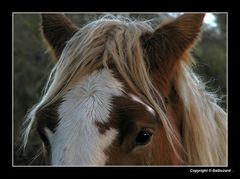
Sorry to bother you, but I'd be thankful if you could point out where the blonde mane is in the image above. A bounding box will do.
[176,62,226,165]
[24,15,226,165]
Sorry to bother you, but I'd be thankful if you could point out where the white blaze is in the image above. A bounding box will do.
[48,69,122,165]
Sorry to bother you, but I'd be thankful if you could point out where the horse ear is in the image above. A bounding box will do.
[141,13,205,92]
[41,14,79,59]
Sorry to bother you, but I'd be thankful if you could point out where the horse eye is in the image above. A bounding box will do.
[135,130,152,146]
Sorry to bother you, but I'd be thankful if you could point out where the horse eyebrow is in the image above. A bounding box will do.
[128,94,155,116]
[111,95,158,124]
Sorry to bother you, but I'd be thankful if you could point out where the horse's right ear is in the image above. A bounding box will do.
[41,14,79,60]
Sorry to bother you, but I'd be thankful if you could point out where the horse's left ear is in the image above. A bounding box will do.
[41,14,79,60]
[141,13,205,92]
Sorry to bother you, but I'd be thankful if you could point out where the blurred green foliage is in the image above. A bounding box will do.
[13,13,227,165]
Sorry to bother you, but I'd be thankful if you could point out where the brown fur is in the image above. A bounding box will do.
[104,96,159,165]
[41,14,79,59]
[101,85,184,165]
[141,14,204,94]
[98,69,184,164]
[101,94,183,165]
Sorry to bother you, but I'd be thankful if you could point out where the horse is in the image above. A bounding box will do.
[23,13,227,165]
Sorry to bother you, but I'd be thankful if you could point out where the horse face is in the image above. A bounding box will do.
[34,13,205,165]
[36,69,179,165]
[37,69,180,165]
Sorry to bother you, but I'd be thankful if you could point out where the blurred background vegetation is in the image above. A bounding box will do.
[13,13,227,165]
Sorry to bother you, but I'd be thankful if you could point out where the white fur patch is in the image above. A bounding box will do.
[129,94,155,115]
[49,69,122,165]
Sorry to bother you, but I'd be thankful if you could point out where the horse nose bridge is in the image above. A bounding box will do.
[50,125,118,165]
